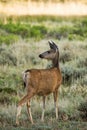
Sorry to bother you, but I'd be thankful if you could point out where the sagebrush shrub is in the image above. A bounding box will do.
[0,46,17,66]
[78,101,87,120]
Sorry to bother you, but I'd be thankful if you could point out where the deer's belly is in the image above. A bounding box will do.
[37,86,55,96]
[37,91,51,96]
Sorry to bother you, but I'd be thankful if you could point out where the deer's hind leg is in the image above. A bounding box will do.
[16,89,35,125]
[16,104,22,126]
[27,101,34,124]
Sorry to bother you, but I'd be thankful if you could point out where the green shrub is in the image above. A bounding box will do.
[0,92,19,104]
[0,78,4,86]
[79,75,87,86]
[68,34,84,41]
[74,68,87,79]
[78,101,87,120]
[0,23,30,37]
[61,65,87,85]
[0,16,87,43]
[70,21,87,40]
[30,55,40,65]
[58,26,73,38]
[0,46,17,66]
[61,65,74,85]
[60,50,73,63]
[50,18,87,40]
[0,23,17,33]
[48,25,73,39]
[76,57,87,68]
[11,23,31,38]
[0,87,17,94]
[0,34,19,45]
[78,101,87,112]
[0,22,47,41]
[30,25,47,39]
[48,23,86,40]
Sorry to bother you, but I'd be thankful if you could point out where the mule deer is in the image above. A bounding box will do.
[16,41,62,125]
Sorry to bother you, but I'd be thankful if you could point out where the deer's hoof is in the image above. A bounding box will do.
[15,121,20,126]
[41,119,44,123]
[13,123,19,127]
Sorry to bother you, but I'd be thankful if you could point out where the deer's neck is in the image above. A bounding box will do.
[52,52,59,68]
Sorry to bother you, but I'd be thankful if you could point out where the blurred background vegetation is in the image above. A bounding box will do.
[0,0,87,130]
[0,0,87,3]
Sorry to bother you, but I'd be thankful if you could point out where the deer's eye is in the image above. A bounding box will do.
[48,51,50,53]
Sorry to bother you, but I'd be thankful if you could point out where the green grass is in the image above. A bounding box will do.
[0,16,87,44]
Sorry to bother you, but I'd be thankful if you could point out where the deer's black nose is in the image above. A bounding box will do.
[39,54,44,58]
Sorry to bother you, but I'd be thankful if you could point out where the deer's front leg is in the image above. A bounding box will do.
[41,96,46,122]
[53,90,58,119]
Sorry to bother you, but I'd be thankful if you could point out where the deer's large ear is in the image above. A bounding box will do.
[51,40,58,50]
[48,40,54,49]
[48,40,58,51]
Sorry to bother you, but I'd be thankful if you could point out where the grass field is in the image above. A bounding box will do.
[0,15,87,130]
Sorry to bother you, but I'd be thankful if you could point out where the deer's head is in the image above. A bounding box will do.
[39,40,59,60]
